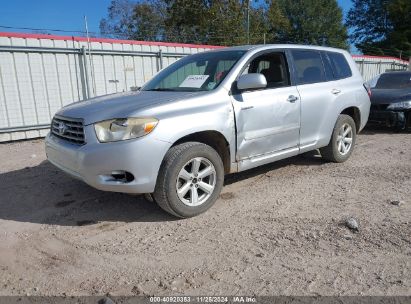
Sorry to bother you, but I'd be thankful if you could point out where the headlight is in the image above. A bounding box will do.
[387,100,411,110]
[94,117,158,143]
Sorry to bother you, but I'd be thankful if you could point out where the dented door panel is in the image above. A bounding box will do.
[231,86,301,160]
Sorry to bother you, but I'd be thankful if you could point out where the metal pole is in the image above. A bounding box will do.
[263,33,266,45]
[0,124,51,134]
[84,15,95,97]
[158,50,163,71]
[81,46,91,99]
[247,0,250,44]
[361,59,364,75]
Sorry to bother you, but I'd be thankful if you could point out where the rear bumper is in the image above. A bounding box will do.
[45,126,172,194]
[368,109,408,129]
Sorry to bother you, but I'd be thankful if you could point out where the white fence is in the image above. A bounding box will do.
[0,32,409,142]
[353,55,409,82]
[0,32,219,142]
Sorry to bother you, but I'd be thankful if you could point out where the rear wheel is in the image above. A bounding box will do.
[320,114,357,163]
[153,142,224,218]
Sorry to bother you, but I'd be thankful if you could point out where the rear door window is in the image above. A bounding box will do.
[327,52,352,79]
[291,50,326,85]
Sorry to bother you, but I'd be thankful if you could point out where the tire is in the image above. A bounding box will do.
[320,114,357,163]
[153,142,224,218]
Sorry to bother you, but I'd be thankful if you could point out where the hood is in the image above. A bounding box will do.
[370,88,411,105]
[57,90,204,125]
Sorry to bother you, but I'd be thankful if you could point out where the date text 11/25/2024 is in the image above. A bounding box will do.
[149,296,256,303]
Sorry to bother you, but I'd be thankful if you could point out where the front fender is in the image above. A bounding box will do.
[149,103,237,166]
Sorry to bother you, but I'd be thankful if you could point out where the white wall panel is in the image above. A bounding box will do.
[14,52,37,125]
[92,54,107,96]
[27,52,51,124]
[0,70,9,128]
[353,56,408,82]
[0,52,22,127]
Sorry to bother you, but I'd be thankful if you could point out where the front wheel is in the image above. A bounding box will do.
[153,142,224,218]
[320,114,357,163]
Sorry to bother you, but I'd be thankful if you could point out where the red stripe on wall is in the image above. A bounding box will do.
[352,54,408,64]
[0,31,224,49]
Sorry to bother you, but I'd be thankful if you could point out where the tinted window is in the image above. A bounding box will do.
[291,50,326,85]
[327,52,352,79]
[375,73,411,89]
[241,52,290,88]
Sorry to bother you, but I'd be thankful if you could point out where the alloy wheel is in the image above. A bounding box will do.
[337,123,353,155]
[176,157,216,207]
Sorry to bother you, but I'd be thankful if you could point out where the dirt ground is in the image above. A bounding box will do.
[0,128,410,297]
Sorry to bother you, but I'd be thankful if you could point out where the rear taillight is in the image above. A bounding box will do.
[363,83,372,97]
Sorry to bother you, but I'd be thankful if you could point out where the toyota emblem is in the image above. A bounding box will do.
[57,122,67,135]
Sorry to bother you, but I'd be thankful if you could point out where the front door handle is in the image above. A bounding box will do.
[241,105,254,110]
[331,89,341,95]
[287,95,299,103]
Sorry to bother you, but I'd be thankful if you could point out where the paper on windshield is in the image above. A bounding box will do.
[179,75,209,88]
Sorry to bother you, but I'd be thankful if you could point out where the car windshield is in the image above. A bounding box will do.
[373,73,411,89]
[142,50,246,92]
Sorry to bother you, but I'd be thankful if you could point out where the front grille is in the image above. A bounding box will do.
[51,116,85,145]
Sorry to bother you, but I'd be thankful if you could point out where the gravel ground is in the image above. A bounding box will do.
[0,128,410,296]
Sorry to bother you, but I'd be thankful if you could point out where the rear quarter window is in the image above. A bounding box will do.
[327,52,352,79]
[291,50,326,85]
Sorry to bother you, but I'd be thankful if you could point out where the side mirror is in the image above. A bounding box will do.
[237,73,267,91]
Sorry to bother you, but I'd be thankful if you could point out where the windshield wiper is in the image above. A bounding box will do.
[145,88,177,91]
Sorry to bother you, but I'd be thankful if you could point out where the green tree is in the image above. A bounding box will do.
[346,0,392,55]
[265,0,290,43]
[100,0,282,45]
[100,0,165,41]
[99,0,348,48]
[386,0,411,58]
[205,0,251,45]
[275,0,348,49]
[100,0,138,39]
[163,0,271,45]
[346,0,411,58]
[162,0,212,43]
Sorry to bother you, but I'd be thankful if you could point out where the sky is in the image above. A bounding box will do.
[0,0,113,35]
[0,0,354,37]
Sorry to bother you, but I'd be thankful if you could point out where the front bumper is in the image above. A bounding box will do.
[368,109,408,129]
[45,125,171,194]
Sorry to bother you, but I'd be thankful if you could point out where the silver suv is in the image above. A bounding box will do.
[45,45,370,217]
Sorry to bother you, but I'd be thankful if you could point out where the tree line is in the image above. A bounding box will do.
[100,0,410,58]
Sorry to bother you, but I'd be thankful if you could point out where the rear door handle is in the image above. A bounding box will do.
[331,89,341,95]
[287,95,299,103]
